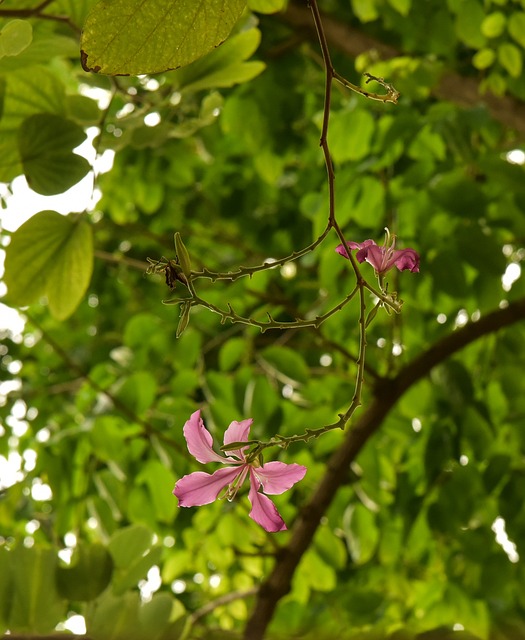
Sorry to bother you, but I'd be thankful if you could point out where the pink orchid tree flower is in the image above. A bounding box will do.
[336,229,419,275]
[173,410,307,532]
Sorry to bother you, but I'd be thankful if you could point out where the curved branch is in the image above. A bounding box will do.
[281,0,525,136]
[243,295,525,639]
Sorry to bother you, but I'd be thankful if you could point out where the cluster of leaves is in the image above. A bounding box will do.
[1,1,525,639]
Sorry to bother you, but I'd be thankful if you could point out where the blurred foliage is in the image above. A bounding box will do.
[1,1,525,639]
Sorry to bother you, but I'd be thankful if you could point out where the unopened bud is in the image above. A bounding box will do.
[174,232,192,279]
[176,302,191,338]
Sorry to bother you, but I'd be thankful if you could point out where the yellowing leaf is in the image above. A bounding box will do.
[0,20,33,58]
[248,0,286,13]
[80,0,246,75]
[498,42,522,78]
[508,12,525,49]
[4,211,94,320]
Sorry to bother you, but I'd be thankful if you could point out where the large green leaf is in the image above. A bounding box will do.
[3,210,94,320]
[260,346,310,385]
[80,0,246,75]
[108,524,163,594]
[0,548,10,633]
[18,113,91,195]
[8,546,65,633]
[0,66,66,181]
[171,28,265,93]
[56,544,114,601]
[247,0,286,13]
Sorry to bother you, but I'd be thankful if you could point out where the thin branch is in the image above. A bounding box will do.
[243,296,525,640]
[94,249,148,271]
[282,0,525,136]
[0,0,54,15]
[0,0,81,33]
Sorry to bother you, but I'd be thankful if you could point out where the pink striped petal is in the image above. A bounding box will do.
[248,476,287,532]
[253,461,307,495]
[173,466,241,507]
[183,410,228,464]
[223,418,253,460]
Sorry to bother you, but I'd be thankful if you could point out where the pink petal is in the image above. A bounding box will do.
[183,410,229,464]
[223,418,253,461]
[173,466,241,507]
[393,248,420,272]
[362,244,388,272]
[253,461,307,495]
[335,240,375,261]
[248,476,287,532]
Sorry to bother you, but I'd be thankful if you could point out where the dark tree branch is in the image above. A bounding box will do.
[0,0,54,15]
[281,0,525,136]
[0,0,80,33]
[243,295,525,639]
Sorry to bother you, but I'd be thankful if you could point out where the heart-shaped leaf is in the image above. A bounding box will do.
[4,210,94,320]
[80,0,246,75]
[18,113,91,195]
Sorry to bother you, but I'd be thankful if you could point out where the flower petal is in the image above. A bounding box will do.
[173,466,241,506]
[335,240,375,261]
[254,461,307,495]
[223,418,253,461]
[393,248,420,272]
[183,410,228,464]
[248,475,287,532]
[363,244,390,272]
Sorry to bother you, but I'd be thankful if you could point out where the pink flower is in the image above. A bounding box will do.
[173,410,307,532]
[336,231,419,275]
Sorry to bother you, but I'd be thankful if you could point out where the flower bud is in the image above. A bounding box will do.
[176,302,191,338]
[174,232,192,279]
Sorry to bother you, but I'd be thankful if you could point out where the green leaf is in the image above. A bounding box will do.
[136,459,177,523]
[0,33,78,73]
[108,524,162,595]
[138,593,174,639]
[481,12,506,38]
[114,371,158,415]
[0,548,11,633]
[0,66,66,182]
[0,76,5,121]
[18,113,91,195]
[172,28,265,93]
[508,12,525,48]
[248,0,286,13]
[498,42,522,78]
[66,94,101,125]
[8,546,65,633]
[473,48,495,70]
[3,210,94,320]
[108,524,154,568]
[87,592,142,640]
[351,0,379,22]
[455,0,486,49]
[329,109,375,163]
[0,20,33,58]
[56,544,113,601]
[219,337,247,371]
[387,0,411,16]
[80,0,247,75]
[343,503,379,564]
[260,345,309,385]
